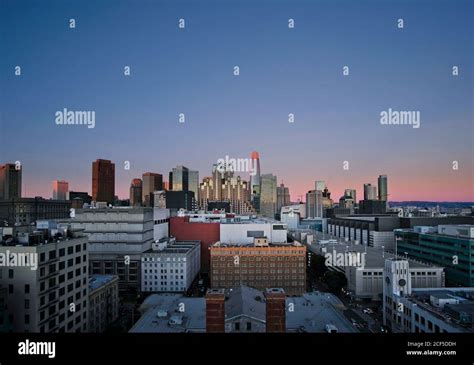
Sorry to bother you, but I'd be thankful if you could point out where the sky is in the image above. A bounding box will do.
[1,0,473,202]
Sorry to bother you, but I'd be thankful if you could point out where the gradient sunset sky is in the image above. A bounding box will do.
[1,0,473,202]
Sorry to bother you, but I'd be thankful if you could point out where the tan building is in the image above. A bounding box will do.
[210,238,306,295]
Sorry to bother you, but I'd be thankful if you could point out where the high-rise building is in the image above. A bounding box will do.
[344,189,357,203]
[260,174,277,219]
[169,165,189,191]
[130,178,143,207]
[52,180,69,200]
[188,170,199,204]
[142,172,163,206]
[249,151,261,212]
[221,176,254,214]
[363,183,377,200]
[315,180,326,192]
[92,159,115,204]
[378,175,388,202]
[0,163,22,200]
[276,183,291,216]
[306,190,323,218]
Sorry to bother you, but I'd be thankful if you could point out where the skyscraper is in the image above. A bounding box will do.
[221,176,254,214]
[142,172,163,206]
[344,189,357,203]
[169,165,189,191]
[92,159,115,204]
[188,170,200,204]
[0,163,22,200]
[306,190,323,218]
[378,175,388,202]
[260,173,277,218]
[52,180,69,200]
[249,151,261,212]
[276,183,291,215]
[130,178,143,207]
[315,180,326,192]
[363,183,377,200]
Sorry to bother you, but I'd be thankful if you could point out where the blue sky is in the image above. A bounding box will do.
[1,0,473,201]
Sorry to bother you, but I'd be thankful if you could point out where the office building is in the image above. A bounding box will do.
[221,176,254,214]
[306,190,323,218]
[344,189,357,204]
[170,214,221,274]
[363,183,377,201]
[310,243,444,301]
[383,259,474,333]
[69,191,92,209]
[0,225,89,332]
[52,180,69,201]
[141,238,200,293]
[395,225,474,287]
[249,151,261,212]
[260,174,277,219]
[92,159,115,204]
[166,191,195,212]
[315,180,325,192]
[169,165,189,191]
[142,173,163,207]
[358,199,387,214]
[210,238,306,295]
[0,197,71,226]
[0,163,21,200]
[378,175,388,202]
[328,215,474,251]
[276,183,290,217]
[88,275,119,333]
[69,207,154,292]
[129,178,143,207]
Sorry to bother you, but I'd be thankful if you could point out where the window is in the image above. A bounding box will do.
[8,269,14,279]
[234,322,240,331]
[25,284,30,294]
[246,322,252,331]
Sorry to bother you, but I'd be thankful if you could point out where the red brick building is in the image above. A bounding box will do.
[170,216,220,274]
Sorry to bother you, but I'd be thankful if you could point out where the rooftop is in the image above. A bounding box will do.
[89,275,117,292]
[130,286,356,333]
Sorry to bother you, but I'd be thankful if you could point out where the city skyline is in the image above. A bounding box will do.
[1,0,473,202]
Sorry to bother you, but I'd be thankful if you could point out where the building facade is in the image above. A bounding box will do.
[88,275,119,333]
[92,159,115,204]
[141,239,200,293]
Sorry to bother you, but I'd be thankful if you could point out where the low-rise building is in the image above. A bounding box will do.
[141,238,200,293]
[129,286,355,333]
[383,258,473,333]
[309,242,444,301]
[210,238,306,295]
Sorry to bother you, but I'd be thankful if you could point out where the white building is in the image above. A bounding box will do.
[0,225,89,333]
[220,219,288,245]
[383,258,474,333]
[311,243,444,301]
[141,238,200,293]
[69,207,154,291]
[153,208,170,241]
